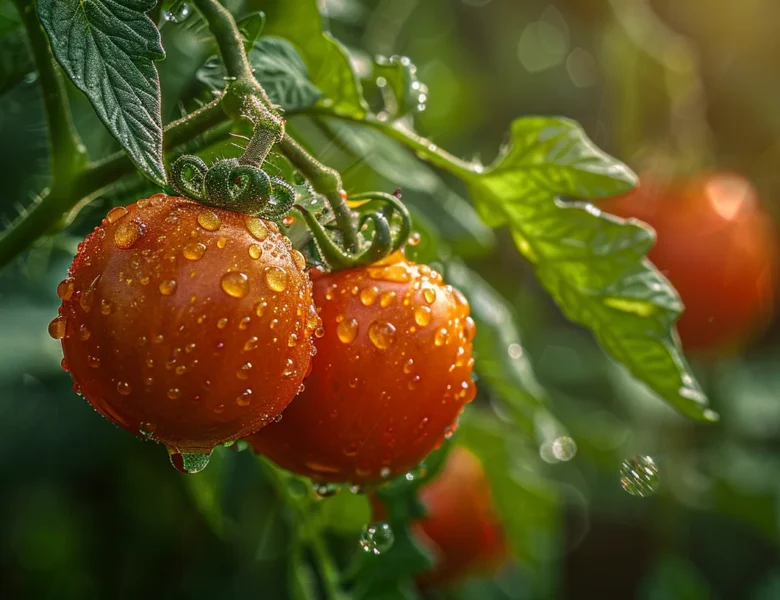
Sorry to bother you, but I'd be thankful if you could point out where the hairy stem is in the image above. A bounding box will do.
[13,0,88,187]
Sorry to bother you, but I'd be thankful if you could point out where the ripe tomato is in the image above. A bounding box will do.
[372,447,508,587]
[246,252,476,483]
[601,173,777,353]
[49,194,318,457]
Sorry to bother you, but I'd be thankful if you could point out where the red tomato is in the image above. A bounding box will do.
[246,252,476,483]
[372,447,508,587]
[601,173,777,353]
[49,194,318,456]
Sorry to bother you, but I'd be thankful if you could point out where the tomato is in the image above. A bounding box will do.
[49,194,318,457]
[601,173,777,353]
[372,447,508,587]
[246,252,476,483]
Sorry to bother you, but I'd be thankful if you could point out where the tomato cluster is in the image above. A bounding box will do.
[601,173,778,354]
[50,195,476,480]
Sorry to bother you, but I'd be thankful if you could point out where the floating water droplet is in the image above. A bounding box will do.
[337,318,359,344]
[245,217,269,241]
[114,220,143,249]
[168,449,211,474]
[159,280,177,296]
[359,522,394,555]
[106,206,128,224]
[264,266,288,292]
[221,271,249,298]
[48,316,67,339]
[620,455,659,497]
[369,321,397,349]
[57,278,75,301]
[552,436,577,461]
[197,210,221,231]
[183,242,207,261]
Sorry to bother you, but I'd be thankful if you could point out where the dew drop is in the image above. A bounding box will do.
[552,436,577,461]
[57,278,75,301]
[183,242,207,261]
[79,275,100,312]
[246,217,269,241]
[78,324,91,341]
[314,483,341,497]
[282,358,295,377]
[291,249,306,271]
[422,287,436,304]
[159,280,178,296]
[117,381,132,396]
[336,318,359,344]
[48,316,67,339]
[114,220,143,249]
[167,388,181,400]
[244,336,259,351]
[434,328,448,347]
[414,305,432,327]
[239,316,251,330]
[197,210,221,231]
[288,333,298,347]
[264,266,288,292]
[407,232,421,246]
[464,317,477,341]
[221,271,249,298]
[168,450,211,474]
[255,301,268,317]
[620,455,659,497]
[314,326,325,338]
[369,321,396,349]
[88,355,100,368]
[248,244,262,259]
[217,317,228,329]
[237,363,252,379]
[236,389,252,406]
[359,522,394,555]
[360,286,379,306]
[379,291,396,307]
[100,299,113,315]
[106,206,128,224]
[403,358,414,374]
[217,236,228,249]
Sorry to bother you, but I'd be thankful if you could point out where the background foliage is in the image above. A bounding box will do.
[2,0,780,598]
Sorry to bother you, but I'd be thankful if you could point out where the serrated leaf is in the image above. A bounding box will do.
[198,37,322,111]
[259,0,367,117]
[38,0,165,185]
[466,117,713,421]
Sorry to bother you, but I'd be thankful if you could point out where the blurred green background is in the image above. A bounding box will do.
[3,0,780,598]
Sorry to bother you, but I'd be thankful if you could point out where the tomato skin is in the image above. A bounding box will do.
[372,447,508,587]
[51,194,318,453]
[601,173,778,353]
[246,252,476,483]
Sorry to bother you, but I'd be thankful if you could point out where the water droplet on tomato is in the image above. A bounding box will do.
[434,328,448,347]
[379,291,396,307]
[264,266,288,292]
[217,236,227,249]
[168,449,211,474]
[88,355,100,368]
[414,305,432,326]
[407,232,421,246]
[221,271,249,298]
[337,318,359,344]
[80,275,100,312]
[288,333,298,347]
[245,217,269,241]
[217,317,228,329]
[291,249,306,271]
[360,286,379,306]
[114,221,143,248]
[197,210,221,231]
[239,316,251,330]
[117,381,132,395]
[167,388,181,400]
[422,287,436,304]
[78,324,91,341]
[464,317,476,341]
[48,316,67,339]
[183,242,207,261]
[100,299,112,315]
[57,278,74,300]
[369,321,396,349]
[244,336,259,351]
[314,483,341,497]
[106,206,128,224]
[248,244,262,259]
[236,389,252,406]
[159,280,178,296]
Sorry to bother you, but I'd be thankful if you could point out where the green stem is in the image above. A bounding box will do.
[13,0,88,187]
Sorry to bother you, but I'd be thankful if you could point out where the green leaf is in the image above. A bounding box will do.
[38,0,166,185]
[198,37,322,112]
[259,0,367,117]
[466,117,713,421]
[361,55,428,118]
[236,11,265,52]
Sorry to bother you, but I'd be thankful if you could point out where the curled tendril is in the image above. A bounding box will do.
[170,155,294,219]
[295,190,412,270]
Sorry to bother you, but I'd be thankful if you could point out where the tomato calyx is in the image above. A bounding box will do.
[296,189,411,271]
